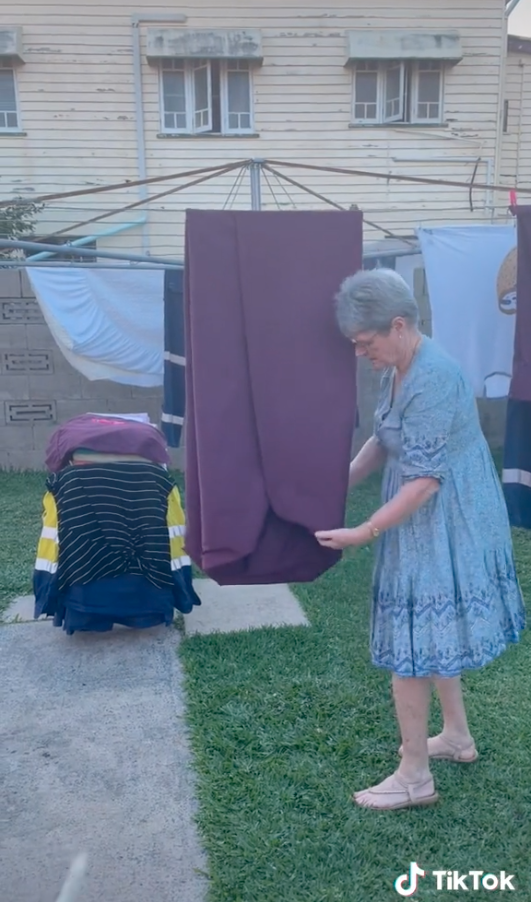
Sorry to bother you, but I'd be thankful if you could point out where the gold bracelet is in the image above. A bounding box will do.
[366,520,380,539]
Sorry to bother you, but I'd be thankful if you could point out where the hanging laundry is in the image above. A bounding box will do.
[184,209,361,586]
[27,267,165,386]
[161,268,186,447]
[503,206,531,528]
[417,226,517,398]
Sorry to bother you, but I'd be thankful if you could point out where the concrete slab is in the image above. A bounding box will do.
[186,579,310,636]
[0,622,208,902]
[2,594,42,623]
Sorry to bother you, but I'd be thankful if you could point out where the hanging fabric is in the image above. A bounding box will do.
[184,209,361,586]
[503,206,531,527]
[417,226,517,398]
[161,269,186,447]
[27,267,165,386]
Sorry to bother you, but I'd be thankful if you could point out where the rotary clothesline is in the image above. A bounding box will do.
[1,157,526,211]
[1,159,421,252]
[1,154,518,261]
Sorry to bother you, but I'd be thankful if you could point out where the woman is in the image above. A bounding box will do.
[315,269,525,811]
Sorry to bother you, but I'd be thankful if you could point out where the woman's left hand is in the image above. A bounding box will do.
[314,526,368,550]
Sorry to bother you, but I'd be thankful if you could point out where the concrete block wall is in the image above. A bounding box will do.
[0,269,177,471]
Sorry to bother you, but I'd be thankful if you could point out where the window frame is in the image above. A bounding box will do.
[0,61,21,133]
[352,60,380,125]
[159,58,255,136]
[159,59,188,133]
[410,60,444,125]
[351,59,444,127]
[221,59,255,134]
[382,62,405,124]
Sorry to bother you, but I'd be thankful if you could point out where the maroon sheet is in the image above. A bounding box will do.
[184,209,361,585]
[45,414,170,472]
[509,206,531,402]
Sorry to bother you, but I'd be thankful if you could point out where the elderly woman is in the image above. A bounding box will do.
[316,269,525,811]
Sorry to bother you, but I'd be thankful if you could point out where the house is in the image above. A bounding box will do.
[0,0,520,259]
[502,33,531,197]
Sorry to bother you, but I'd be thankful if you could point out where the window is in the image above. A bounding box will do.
[0,63,19,131]
[160,59,254,135]
[352,60,443,125]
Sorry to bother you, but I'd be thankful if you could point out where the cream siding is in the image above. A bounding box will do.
[502,46,531,193]
[0,0,510,258]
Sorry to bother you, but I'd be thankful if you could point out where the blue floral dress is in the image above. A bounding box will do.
[372,337,525,678]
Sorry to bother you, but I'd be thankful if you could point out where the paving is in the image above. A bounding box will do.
[0,621,208,902]
[0,581,309,901]
[186,579,309,636]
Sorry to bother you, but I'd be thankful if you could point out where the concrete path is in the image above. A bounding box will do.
[0,622,208,902]
[0,582,309,900]
[186,579,309,636]
[5,581,311,636]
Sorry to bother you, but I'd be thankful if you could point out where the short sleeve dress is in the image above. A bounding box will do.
[372,337,525,678]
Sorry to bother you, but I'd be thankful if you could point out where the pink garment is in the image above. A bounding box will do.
[45,414,170,472]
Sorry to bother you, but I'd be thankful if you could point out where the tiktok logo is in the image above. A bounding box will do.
[394,864,516,894]
[394,862,426,897]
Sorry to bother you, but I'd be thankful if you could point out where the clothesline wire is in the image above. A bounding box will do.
[222,163,249,210]
[36,162,248,243]
[265,159,525,198]
[0,159,253,209]
[261,167,283,210]
[264,165,417,246]
[1,156,526,211]
[269,169,298,208]
[262,165,345,211]
[33,197,506,215]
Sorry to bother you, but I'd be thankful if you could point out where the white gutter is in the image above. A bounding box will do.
[131,12,188,254]
[506,0,524,17]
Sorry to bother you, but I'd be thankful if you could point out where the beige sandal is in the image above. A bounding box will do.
[352,772,439,811]
[398,736,478,763]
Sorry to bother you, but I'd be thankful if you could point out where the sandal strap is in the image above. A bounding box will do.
[394,774,435,802]
[364,773,434,802]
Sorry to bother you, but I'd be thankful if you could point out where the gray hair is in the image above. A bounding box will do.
[335,268,419,338]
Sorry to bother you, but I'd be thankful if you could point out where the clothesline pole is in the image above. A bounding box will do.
[0,238,181,267]
[0,261,183,270]
[250,160,264,211]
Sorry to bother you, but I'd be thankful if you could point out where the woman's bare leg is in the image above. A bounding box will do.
[430,676,476,755]
[394,675,432,782]
[398,676,477,760]
[355,675,436,809]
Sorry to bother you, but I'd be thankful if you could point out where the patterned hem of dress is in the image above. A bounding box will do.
[371,630,524,679]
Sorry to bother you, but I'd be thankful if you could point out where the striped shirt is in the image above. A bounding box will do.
[46,463,185,591]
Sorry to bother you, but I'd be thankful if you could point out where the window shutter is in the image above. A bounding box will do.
[192,61,212,133]
[382,63,404,123]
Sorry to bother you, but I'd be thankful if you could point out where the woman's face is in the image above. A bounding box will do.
[352,322,404,369]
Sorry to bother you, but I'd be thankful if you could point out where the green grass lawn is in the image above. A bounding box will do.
[2,467,531,900]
